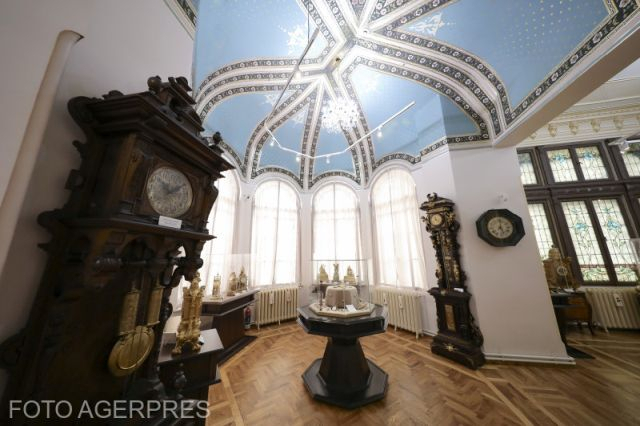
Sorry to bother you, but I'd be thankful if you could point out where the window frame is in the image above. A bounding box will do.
[520,140,640,286]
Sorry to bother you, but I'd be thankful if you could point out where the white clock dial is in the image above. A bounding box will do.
[146,167,193,218]
[487,216,514,239]
[430,214,443,226]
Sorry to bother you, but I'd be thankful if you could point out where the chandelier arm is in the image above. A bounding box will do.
[266,27,320,122]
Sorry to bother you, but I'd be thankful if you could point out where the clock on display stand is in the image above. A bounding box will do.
[420,193,485,370]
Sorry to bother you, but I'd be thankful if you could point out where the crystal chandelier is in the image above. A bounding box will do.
[321,98,360,133]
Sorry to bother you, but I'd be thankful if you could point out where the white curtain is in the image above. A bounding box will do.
[174,171,238,308]
[313,183,361,277]
[251,180,298,286]
[371,168,427,288]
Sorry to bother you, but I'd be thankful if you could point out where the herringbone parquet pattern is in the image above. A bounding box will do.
[207,324,640,426]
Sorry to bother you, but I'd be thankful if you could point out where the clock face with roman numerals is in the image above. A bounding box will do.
[146,167,193,218]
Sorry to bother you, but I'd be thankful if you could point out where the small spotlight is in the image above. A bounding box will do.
[377,128,383,138]
[270,139,275,147]
[295,70,302,79]
[296,155,301,162]
[326,156,331,164]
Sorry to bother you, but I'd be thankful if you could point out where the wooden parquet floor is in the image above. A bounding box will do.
[207,324,640,426]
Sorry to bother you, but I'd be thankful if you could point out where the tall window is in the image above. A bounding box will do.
[175,171,238,309]
[199,171,238,295]
[312,183,361,277]
[518,142,640,285]
[371,169,427,288]
[251,180,298,286]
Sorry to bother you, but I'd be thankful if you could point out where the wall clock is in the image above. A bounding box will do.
[146,166,193,217]
[476,209,525,247]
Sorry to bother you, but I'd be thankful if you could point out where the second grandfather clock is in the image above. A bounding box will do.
[420,193,485,369]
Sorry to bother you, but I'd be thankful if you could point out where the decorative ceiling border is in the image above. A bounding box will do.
[164,0,196,37]
[250,91,319,187]
[354,38,501,135]
[196,0,338,97]
[381,0,639,128]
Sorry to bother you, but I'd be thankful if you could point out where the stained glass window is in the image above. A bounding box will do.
[528,203,555,259]
[621,144,640,177]
[561,201,609,282]
[547,149,578,182]
[575,146,608,180]
[592,199,639,283]
[518,153,538,185]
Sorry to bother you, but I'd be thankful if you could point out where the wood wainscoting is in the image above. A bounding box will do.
[208,323,640,425]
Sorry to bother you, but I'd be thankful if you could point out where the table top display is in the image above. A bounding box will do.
[298,304,388,408]
[309,285,375,318]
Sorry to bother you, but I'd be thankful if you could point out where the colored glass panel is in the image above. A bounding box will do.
[518,153,537,185]
[528,204,555,259]
[547,149,578,182]
[621,144,640,177]
[576,146,608,180]
[593,199,639,283]
[561,201,608,282]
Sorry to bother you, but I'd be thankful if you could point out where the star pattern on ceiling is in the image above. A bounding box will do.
[186,0,638,189]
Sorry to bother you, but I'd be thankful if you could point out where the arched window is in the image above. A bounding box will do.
[371,168,427,288]
[251,180,299,286]
[199,170,239,295]
[312,183,361,278]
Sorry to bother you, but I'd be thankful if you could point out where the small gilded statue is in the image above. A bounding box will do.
[227,272,238,297]
[343,266,356,285]
[332,263,340,283]
[173,272,205,355]
[238,267,248,292]
[543,246,578,290]
[211,273,222,300]
[318,264,329,283]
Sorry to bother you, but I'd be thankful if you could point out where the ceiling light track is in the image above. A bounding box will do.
[265,101,415,162]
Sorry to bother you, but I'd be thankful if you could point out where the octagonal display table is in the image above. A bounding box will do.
[297,304,388,409]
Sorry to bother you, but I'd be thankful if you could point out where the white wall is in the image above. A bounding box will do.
[447,146,569,362]
[0,0,194,395]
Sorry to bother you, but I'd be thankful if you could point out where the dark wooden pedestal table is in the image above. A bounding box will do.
[201,289,259,363]
[297,304,388,409]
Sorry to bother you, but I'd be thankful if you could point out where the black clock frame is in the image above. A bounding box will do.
[476,209,525,247]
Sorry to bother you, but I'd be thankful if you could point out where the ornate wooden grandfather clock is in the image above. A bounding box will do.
[419,193,485,369]
[0,76,232,423]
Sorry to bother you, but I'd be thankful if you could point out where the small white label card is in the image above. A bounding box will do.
[345,304,357,312]
[158,216,182,229]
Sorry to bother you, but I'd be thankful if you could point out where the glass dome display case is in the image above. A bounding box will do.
[309,259,373,318]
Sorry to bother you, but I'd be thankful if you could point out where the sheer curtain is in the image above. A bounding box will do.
[251,180,298,286]
[313,183,361,276]
[175,171,238,308]
[371,168,427,288]
[199,170,238,295]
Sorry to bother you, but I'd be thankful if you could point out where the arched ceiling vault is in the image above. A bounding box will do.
[191,0,639,189]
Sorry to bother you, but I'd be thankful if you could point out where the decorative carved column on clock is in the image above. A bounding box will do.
[419,193,485,370]
[0,76,232,423]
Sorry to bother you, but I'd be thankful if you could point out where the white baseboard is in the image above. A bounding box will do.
[484,352,575,365]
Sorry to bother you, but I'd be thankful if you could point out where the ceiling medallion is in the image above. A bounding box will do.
[321,98,360,133]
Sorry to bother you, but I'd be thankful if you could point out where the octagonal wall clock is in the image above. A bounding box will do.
[476,209,525,247]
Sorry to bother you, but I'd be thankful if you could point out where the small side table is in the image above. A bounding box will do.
[158,329,224,402]
[201,289,259,363]
[297,304,388,409]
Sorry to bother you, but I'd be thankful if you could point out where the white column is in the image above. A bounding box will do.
[445,145,570,363]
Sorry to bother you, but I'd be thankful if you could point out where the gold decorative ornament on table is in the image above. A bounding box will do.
[173,272,206,355]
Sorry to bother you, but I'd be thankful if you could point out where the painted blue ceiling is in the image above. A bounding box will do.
[187,0,637,188]
[194,0,327,84]
[400,0,610,107]
[351,66,478,159]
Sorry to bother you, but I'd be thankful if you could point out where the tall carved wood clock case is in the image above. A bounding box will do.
[0,76,232,423]
[420,193,485,369]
